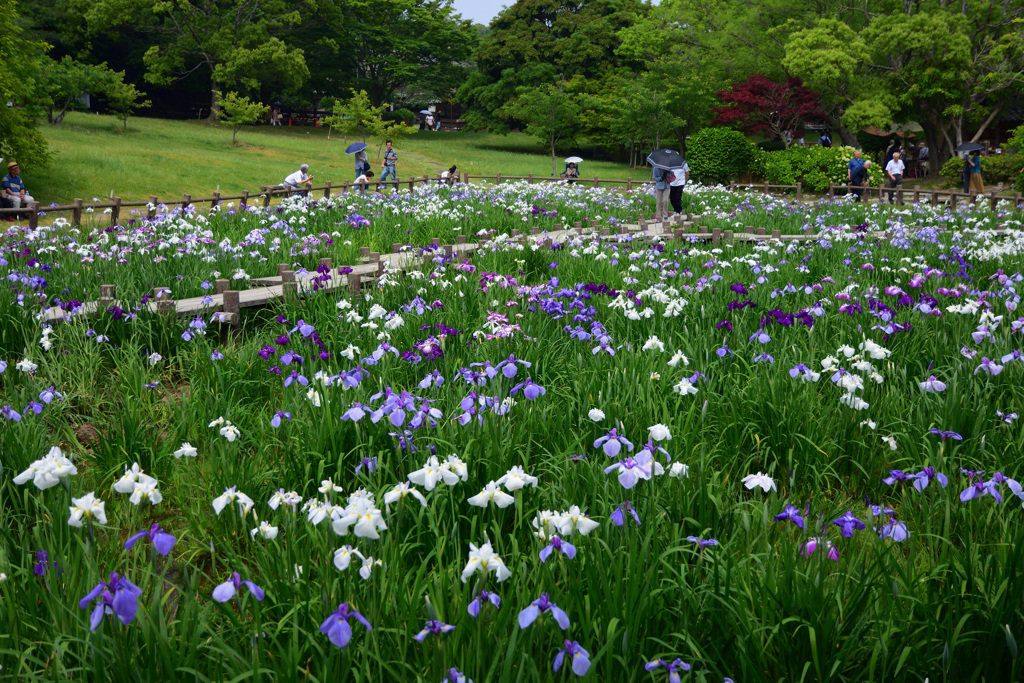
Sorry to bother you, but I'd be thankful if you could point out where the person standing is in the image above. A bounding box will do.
[917,143,929,176]
[668,161,690,216]
[355,149,369,179]
[652,166,670,222]
[967,150,984,194]
[381,140,398,184]
[848,153,869,202]
[884,138,900,167]
[2,161,34,214]
[818,131,832,147]
[847,150,864,194]
[885,151,905,204]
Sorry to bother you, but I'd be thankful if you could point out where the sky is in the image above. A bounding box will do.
[451,0,508,25]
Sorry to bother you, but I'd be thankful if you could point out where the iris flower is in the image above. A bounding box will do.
[910,467,948,491]
[320,602,372,648]
[553,640,590,676]
[127,524,178,555]
[593,428,633,458]
[468,591,501,618]
[611,500,641,526]
[832,511,865,537]
[773,505,805,529]
[645,658,692,682]
[212,571,265,603]
[540,535,576,562]
[414,619,455,641]
[461,542,511,583]
[518,593,570,630]
[79,572,143,631]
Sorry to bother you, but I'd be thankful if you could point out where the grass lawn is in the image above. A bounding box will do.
[29,114,652,204]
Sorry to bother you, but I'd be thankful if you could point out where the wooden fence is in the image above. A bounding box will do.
[730,180,1022,212]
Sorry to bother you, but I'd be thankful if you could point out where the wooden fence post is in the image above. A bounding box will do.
[730,181,735,192]
[149,196,158,220]
[262,187,272,208]
[72,199,83,227]
[323,181,332,199]
[392,243,402,254]
[913,189,919,204]
[282,270,297,297]
[215,279,230,294]
[111,197,121,226]
[593,177,599,189]
[990,191,999,212]
[796,182,802,201]
[222,290,240,333]
[626,178,632,192]
[277,263,289,276]
[211,192,220,209]
[828,183,834,198]
[528,174,534,184]
[182,193,191,210]
[99,284,116,302]
[241,190,249,208]
[712,228,721,244]
[496,173,502,185]
[930,189,937,205]
[28,201,39,230]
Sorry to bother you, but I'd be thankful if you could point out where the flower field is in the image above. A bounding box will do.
[2,182,1024,682]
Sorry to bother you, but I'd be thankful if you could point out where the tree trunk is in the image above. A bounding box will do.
[551,138,557,176]
[208,83,222,123]
[826,115,859,147]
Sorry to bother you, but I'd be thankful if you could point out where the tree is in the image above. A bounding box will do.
[81,0,309,121]
[105,73,150,131]
[458,0,646,133]
[501,80,582,176]
[32,55,119,125]
[218,91,268,142]
[711,75,825,149]
[0,0,49,170]
[323,90,387,142]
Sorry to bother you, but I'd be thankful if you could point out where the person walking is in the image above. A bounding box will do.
[850,156,870,203]
[917,143,929,176]
[818,131,832,147]
[967,150,984,195]
[884,138,900,167]
[847,151,864,198]
[652,165,670,222]
[885,151,905,204]
[668,160,690,216]
[381,140,398,184]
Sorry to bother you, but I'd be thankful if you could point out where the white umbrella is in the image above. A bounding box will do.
[565,156,583,164]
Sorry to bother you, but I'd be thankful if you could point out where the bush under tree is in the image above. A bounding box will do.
[687,128,755,185]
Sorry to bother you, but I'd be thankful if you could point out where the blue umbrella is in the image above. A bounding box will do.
[345,142,368,155]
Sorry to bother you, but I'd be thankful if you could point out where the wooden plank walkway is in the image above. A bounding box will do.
[41,215,1015,325]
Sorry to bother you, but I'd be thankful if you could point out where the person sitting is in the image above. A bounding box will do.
[3,161,34,217]
[561,162,579,181]
[283,164,313,196]
[440,165,457,186]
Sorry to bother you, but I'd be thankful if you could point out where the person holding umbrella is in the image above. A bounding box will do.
[647,149,685,222]
[967,150,984,194]
[668,160,690,216]
[345,142,370,180]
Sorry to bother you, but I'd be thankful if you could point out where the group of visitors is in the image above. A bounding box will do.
[845,141,986,204]
[419,113,442,131]
[281,140,401,194]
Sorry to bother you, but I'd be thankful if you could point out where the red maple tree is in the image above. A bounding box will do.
[711,75,825,149]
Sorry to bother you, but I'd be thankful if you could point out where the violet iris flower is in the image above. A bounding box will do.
[414,619,455,641]
[467,590,501,618]
[510,378,546,400]
[33,550,54,576]
[611,500,641,526]
[271,410,292,428]
[883,470,911,486]
[320,602,372,648]
[124,523,177,556]
[975,357,1004,376]
[929,428,962,441]
[910,467,948,492]
[604,450,655,489]
[645,658,692,682]
[802,537,839,560]
[518,593,570,630]
[442,669,473,683]
[686,536,718,549]
[284,370,308,387]
[212,571,265,603]
[773,505,805,529]
[832,511,865,537]
[879,518,910,542]
[355,456,377,475]
[553,640,591,676]
[79,572,143,630]
[960,476,1003,503]
[594,428,633,457]
[540,535,576,562]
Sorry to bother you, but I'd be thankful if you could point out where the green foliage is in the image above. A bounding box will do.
[32,55,119,126]
[0,0,49,170]
[939,153,1023,189]
[385,108,417,126]
[687,128,755,184]
[500,80,583,176]
[324,90,387,143]
[758,145,885,192]
[218,91,268,143]
[104,73,150,131]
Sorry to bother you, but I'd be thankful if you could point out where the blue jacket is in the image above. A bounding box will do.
[652,167,667,190]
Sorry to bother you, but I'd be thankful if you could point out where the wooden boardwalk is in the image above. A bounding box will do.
[42,215,1012,326]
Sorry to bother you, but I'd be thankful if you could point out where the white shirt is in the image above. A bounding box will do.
[885,159,905,176]
[669,162,689,187]
[284,170,309,186]
[354,174,371,184]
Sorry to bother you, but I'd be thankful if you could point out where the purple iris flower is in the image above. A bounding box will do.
[910,467,948,492]
[2,405,22,422]
[33,550,53,576]
[25,401,43,415]
[540,535,576,562]
[510,378,546,400]
[212,571,265,603]
[975,357,1004,376]
[497,354,531,378]
[716,344,733,357]
[518,593,570,630]
[832,511,866,537]
[271,410,292,428]
[320,602,372,648]
[997,410,1018,424]
[468,590,501,618]
[802,537,839,560]
[605,450,655,489]
[210,349,224,361]
[124,523,177,556]
[685,536,718,549]
[753,352,774,363]
[284,370,308,387]
[553,640,591,676]
[594,428,633,458]
[414,619,455,641]
[749,329,771,344]
[611,500,641,526]
[79,572,143,630]
[773,505,805,529]
[645,658,692,682]
[280,350,303,366]
[878,518,910,542]
[883,470,911,486]
[717,319,733,331]
[442,669,472,682]
[960,477,1003,503]
[929,428,962,441]
[39,386,63,404]
[355,456,378,475]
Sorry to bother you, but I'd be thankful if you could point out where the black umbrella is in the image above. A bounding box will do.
[646,149,685,170]
[345,142,368,155]
[953,142,984,153]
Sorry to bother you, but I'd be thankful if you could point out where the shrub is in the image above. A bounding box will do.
[385,108,417,126]
[757,145,884,193]
[688,128,755,184]
[939,153,1024,190]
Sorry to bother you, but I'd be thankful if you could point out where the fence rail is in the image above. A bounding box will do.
[730,180,1022,212]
